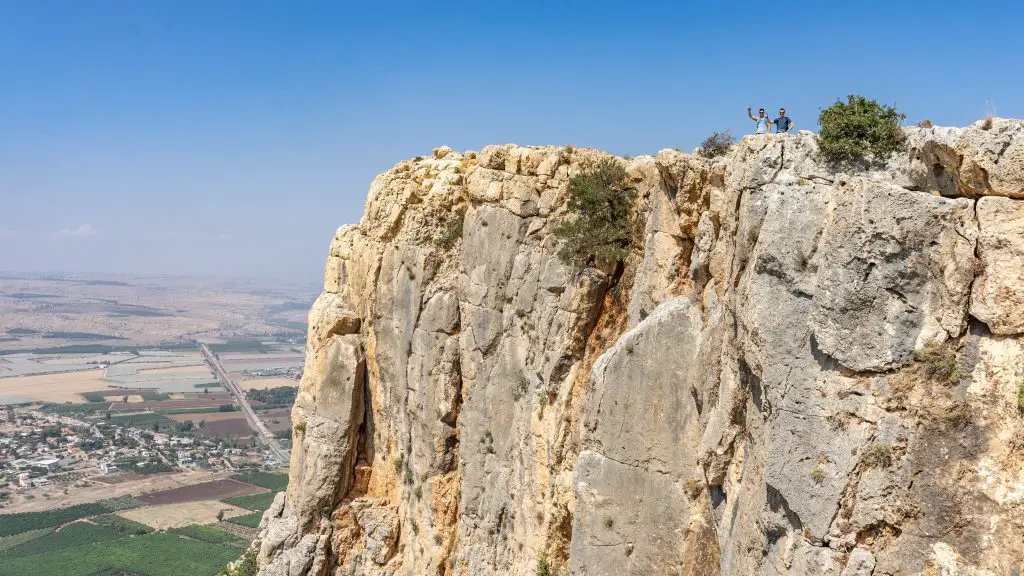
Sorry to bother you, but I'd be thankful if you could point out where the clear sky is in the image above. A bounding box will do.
[1,1,1021,282]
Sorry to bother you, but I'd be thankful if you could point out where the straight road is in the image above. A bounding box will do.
[199,343,290,465]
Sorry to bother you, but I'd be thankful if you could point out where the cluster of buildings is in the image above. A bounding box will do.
[242,366,302,379]
[0,406,271,503]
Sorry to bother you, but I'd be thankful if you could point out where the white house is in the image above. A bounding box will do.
[32,458,59,472]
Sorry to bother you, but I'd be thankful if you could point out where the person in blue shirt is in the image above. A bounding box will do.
[748,106,770,135]
[773,108,795,135]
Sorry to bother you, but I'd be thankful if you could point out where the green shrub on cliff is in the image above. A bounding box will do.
[554,158,635,267]
[698,130,735,158]
[817,95,906,164]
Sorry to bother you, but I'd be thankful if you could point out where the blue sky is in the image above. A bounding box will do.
[1,1,1021,281]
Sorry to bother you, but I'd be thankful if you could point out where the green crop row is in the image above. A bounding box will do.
[0,522,122,559]
[0,532,241,576]
[0,497,144,537]
[169,524,244,548]
[0,503,110,537]
[231,472,288,491]
[222,492,276,513]
[225,512,263,528]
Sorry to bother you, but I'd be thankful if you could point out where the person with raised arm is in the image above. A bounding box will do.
[748,106,770,136]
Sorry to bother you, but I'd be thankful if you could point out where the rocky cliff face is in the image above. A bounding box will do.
[254,120,1024,576]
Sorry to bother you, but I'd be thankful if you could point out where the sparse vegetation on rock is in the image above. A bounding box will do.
[811,462,827,484]
[536,551,562,576]
[220,541,259,576]
[860,443,893,469]
[913,340,964,385]
[817,94,906,164]
[698,130,735,158]
[437,210,465,251]
[553,158,636,267]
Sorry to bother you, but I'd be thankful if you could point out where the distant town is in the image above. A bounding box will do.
[0,373,296,503]
[0,273,314,575]
[0,343,301,512]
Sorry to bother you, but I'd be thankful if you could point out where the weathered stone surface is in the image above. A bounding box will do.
[254,123,1024,576]
[891,118,1024,198]
[809,179,977,371]
[971,196,1024,334]
[571,299,717,576]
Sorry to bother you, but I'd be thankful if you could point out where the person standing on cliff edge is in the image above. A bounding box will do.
[748,106,770,136]
[773,108,795,135]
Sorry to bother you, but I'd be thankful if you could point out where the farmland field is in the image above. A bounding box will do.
[0,531,241,576]
[222,491,276,512]
[197,417,252,437]
[0,529,51,553]
[169,524,245,547]
[39,401,112,415]
[107,412,171,428]
[118,500,250,529]
[239,377,299,391]
[139,364,211,375]
[167,410,247,422]
[225,511,264,528]
[137,479,265,506]
[0,502,111,537]
[0,369,111,404]
[0,521,123,558]
[231,471,289,491]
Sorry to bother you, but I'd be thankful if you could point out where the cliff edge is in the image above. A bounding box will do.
[252,119,1024,576]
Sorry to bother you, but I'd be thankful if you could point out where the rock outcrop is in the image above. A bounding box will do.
[254,119,1024,576]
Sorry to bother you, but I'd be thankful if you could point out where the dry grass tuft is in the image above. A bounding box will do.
[913,340,965,385]
[861,443,893,469]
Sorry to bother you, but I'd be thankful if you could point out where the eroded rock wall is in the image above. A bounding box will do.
[256,119,1024,576]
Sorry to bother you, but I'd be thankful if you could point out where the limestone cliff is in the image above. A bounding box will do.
[254,119,1024,576]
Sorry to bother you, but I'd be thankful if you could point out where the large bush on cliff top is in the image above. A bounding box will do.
[818,95,906,164]
[554,158,636,267]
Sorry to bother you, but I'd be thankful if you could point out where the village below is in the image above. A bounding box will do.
[0,273,315,575]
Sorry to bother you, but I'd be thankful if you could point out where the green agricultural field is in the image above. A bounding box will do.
[169,524,244,548]
[232,471,288,491]
[0,503,109,537]
[0,532,241,576]
[40,402,111,415]
[0,497,144,538]
[0,529,51,553]
[222,491,276,512]
[107,412,171,427]
[225,512,263,528]
[156,406,221,415]
[91,514,151,535]
[207,340,271,353]
[96,496,147,512]
[140,391,171,402]
[0,522,122,558]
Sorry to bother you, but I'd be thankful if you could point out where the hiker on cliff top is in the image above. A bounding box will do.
[773,108,795,135]
[748,106,770,135]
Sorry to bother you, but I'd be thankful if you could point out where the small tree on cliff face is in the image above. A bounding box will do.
[554,158,636,267]
[817,95,906,164]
